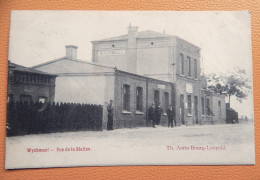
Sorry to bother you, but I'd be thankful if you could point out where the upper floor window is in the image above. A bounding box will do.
[194,59,197,79]
[136,87,143,111]
[180,54,184,75]
[187,56,191,77]
[123,85,130,111]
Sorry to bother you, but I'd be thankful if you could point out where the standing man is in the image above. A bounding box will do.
[107,100,114,131]
[167,105,175,128]
[154,103,163,126]
[148,103,155,128]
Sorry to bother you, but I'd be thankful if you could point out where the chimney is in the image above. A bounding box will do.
[66,45,78,60]
[127,25,138,73]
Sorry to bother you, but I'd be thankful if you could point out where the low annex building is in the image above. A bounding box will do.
[33,46,174,129]
[7,61,56,103]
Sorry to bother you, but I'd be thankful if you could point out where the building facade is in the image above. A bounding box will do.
[33,49,174,129]
[33,26,226,129]
[92,25,226,126]
[7,61,56,103]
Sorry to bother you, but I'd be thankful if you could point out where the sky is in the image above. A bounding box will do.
[8,11,254,118]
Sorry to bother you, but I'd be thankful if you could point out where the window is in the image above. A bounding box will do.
[187,95,192,114]
[123,85,130,111]
[154,90,160,105]
[194,59,197,79]
[188,56,191,77]
[136,87,143,111]
[180,54,184,75]
[20,95,32,103]
[15,73,19,82]
[206,98,210,116]
[201,97,205,115]
[38,97,47,103]
[164,92,169,111]
[33,75,36,83]
[7,94,13,103]
[21,74,26,82]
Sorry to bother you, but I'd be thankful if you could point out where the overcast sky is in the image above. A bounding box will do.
[8,11,254,117]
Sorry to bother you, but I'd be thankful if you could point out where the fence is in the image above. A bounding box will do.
[6,101,103,136]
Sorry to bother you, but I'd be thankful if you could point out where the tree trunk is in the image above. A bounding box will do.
[228,95,231,105]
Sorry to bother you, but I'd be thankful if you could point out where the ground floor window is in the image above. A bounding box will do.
[20,94,32,103]
[164,92,169,110]
[187,95,192,115]
[206,98,210,116]
[218,101,221,117]
[123,84,130,111]
[38,97,47,103]
[201,97,205,115]
[136,87,143,111]
[7,94,13,103]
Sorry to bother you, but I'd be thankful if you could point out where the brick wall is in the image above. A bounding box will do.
[7,71,56,103]
[113,71,173,129]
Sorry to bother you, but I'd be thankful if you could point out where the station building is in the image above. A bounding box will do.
[91,25,226,126]
[33,25,226,129]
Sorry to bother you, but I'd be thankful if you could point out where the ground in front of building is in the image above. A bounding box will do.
[5,123,255,169]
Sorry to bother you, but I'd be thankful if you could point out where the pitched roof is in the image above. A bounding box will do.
[93,30,173,42]
[32,56,115,69]
[9,62,56,76]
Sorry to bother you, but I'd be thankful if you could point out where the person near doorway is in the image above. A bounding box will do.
[154,103,163,126]
[148,103,156,128]
[107,100,114,131]
[167,105,175,128]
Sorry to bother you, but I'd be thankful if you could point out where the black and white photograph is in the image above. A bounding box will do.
[5,11,254,169]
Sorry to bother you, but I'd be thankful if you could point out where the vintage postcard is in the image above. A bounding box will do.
[5,11,254,169]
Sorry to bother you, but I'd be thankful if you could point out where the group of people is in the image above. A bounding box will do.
[148,103,176,128]
[106,100,177,131]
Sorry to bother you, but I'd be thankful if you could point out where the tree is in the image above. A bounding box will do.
[206,67,251,106]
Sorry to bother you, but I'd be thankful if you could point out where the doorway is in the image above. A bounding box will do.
[180,94,185,125]
[194,96,199,124]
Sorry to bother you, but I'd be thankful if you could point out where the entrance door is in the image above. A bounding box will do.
[180,94,185,125]
[194,96,199,124]
[154,90,160,105]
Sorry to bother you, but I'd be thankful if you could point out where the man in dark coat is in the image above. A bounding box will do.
[148,103,155,128]
[107,100,114,131]
[167,105,175,128]
[154,103,163,126]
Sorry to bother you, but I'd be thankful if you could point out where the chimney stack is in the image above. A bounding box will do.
[127,25,138,73]
[66,45,78,60]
